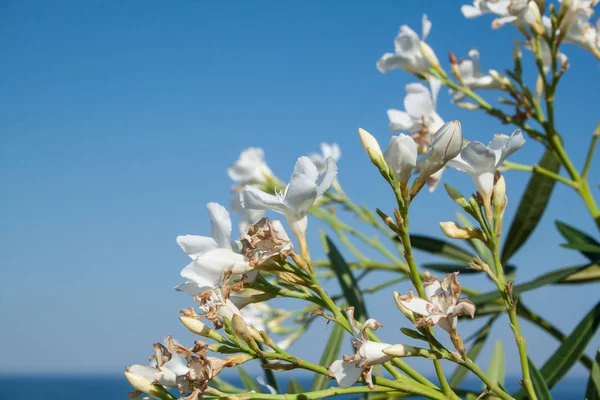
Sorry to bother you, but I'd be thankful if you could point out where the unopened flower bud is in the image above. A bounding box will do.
[456,102,480,110]
[376,208,400,233]
[525,1,545,34]
[420,41,440,69]
[444,183,469,208]
[124,372,162,397]
[393,291,415,322]
[419,121,463,178]
[232,315,253,343]
[383,134,418,183]
[449,51,463,83]
[359,128,389,174]
[440,221,486,241]
[382,344,420,358]
[489,70,510,88]
[180,317,225,343]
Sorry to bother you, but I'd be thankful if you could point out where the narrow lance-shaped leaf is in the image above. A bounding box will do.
[502,149,560,263]
[556,220,600,262]
[423,263,516,276]
[469,265,588,306]
[585,349,600,400]
[450,317,496,388]
[287,378,305,394]
[409,234,475,263]
[311,321,345,391]
[556,263,600,285]
[485,341,505,390]
[237,366,263,393]
[320,232,368,320]
[515,302,600,397]
[539,302,600,388]
[520,358,552,400]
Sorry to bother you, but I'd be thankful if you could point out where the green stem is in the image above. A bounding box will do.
[492,248,537,400]
[461,359,515,400]
[532,164,578,188]
[219,385,399,399]
[582,125,599,179]
[517,304,593,369]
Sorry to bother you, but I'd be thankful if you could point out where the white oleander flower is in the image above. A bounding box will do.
[240,218,293,267]
[461,0,512,19]
[462,0,543,32]
[309,143,341,173]
[417,121,464,180]
[377,14,432,75]
[228,147,274,186]
[383,134,418,183]
[544,12,600,56]
[397,272,476,333]
[126,341,190,390]
[177,203,252,295]
[447,130,525,206]
[230,195,264,236]
[387,78,444,151]
[328,308,393,389]
[239,156,337,238]
[450,49,501,102]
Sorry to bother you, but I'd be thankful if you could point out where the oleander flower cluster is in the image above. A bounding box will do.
[125,2,600,399]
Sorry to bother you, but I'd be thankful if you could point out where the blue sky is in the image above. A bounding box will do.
[0,0,598,380]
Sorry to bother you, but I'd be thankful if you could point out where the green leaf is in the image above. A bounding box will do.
[585,349,600,400]
[502,149,560,263]
[238,366,262,393]
[484,341,505,390]
[527,358,552,400]
[556,220,600,262]
[287,378,305,394]
[469,265,588,306]
[539,302,600,388]
[311,322,345,391]
[556,264,600,284]
[409,234,475,263]
[400,327,429,341]
[321,233,368,320]
[422,263,516,275]
[560,242,600,253]
[450,317,495,388]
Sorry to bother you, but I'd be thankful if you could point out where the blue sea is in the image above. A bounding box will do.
[0,375,585,399]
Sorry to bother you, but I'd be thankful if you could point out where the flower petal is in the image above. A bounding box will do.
[175,281,203,297]
[423,271,442,300]
[437,316,456,333]
[387,109,414,131]
[398,290,432,316]
[329,360,363,388]
[240,187,288,214]
[284,173,318,214]
[489,130,525,166]
[404,83,435,119]
[376,53,405,73]
[181,248,250,292]
[207,203,232,249]
[315,157,338,197]
[344,307,362,338]
[421,14,432,40]
[452,299,476,318]
[163,355,190,376]
[459,141,497,174]
[176,235,218,259]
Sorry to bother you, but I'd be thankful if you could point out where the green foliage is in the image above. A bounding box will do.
[321,233,368,320]
[409,234,474,263]
[556,220,600,261]
[485,341,505,389]
[287,379,306,394]
[311,322,345,391]
[238,366,263,393]
[449,317,495,388]
[502,149,560,263]
[525,358,552,400]
[586,350,600,400]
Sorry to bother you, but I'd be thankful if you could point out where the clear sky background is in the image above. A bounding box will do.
[1,0,598,380]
